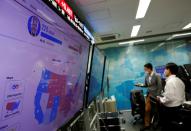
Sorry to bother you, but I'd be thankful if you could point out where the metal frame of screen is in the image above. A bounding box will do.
[101,56,107,93]
[86,44,106,107]
[102,56,110,97]
[35,1,92,130]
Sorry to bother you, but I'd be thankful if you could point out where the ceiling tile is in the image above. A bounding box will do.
[71,0,191,45]
[78,0,106,6]
[86,8,111,21]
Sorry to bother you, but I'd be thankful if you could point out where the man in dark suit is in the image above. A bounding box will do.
[140,63,162,131]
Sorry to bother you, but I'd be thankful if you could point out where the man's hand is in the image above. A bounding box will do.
[156,96,161,102]
[134,83,145,87]
[156,96,162,105]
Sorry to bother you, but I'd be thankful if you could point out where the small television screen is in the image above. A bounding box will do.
[87,46,105,105]
[0,0,89,131]
[155,65,165,79]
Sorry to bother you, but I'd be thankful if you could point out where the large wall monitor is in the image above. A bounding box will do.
[0,0,90,130]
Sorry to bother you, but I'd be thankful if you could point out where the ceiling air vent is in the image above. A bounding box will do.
[100,34,119,41]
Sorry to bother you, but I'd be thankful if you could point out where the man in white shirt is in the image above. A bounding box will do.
[157,63,185,131]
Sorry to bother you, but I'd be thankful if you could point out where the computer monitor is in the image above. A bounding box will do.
[0,0,90,131]
[155,65,166,79]
[87,46,105,105]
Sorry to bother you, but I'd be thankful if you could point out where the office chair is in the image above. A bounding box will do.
[130,90,145,125]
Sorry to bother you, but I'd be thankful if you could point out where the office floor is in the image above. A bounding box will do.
[119,111,161,131]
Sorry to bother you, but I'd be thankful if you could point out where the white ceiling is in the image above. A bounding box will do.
[70,0,191,48]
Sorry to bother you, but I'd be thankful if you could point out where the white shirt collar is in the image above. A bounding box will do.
[150,71,154,77]
[166,75,176,82]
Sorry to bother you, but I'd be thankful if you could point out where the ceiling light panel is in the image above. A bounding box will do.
[136,0,151,19]
[131,25,141,37]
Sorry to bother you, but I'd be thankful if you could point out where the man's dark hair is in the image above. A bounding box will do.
[144,63,153,70]
[165,63,178,75]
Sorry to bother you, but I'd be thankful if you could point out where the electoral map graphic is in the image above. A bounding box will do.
[35,69,65,124]
[34,69,82,124]
[2,98,23,120]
